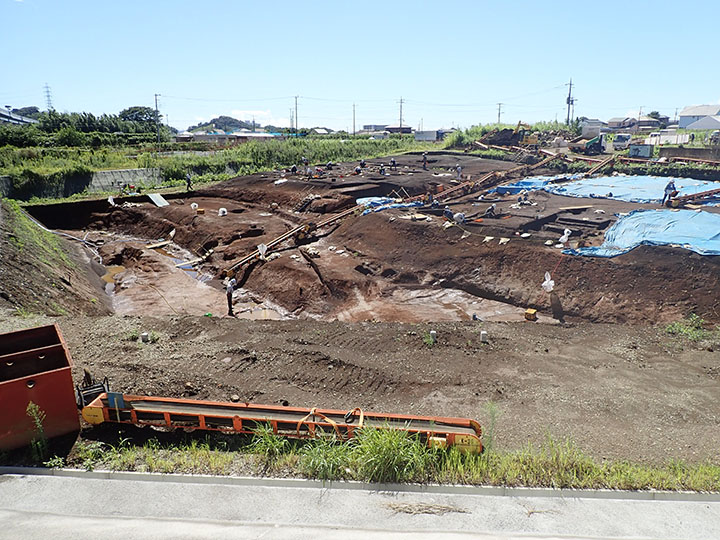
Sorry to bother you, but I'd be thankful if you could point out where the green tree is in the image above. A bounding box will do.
[119,106,159,125]
[54,126,87,146]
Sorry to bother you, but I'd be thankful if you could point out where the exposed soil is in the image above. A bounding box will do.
[1,310,718,464]
[24,152,719,325]
[0,201,110,317]
[3,152,720,466]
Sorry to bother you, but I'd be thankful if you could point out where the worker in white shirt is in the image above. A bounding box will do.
[226,276,237,317]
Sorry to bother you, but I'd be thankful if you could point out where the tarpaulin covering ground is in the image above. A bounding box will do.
[565,209,720,257]
[357,196,423,215]
[498,175,720,204]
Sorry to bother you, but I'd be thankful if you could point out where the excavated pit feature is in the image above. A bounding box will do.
[24,153,720,324]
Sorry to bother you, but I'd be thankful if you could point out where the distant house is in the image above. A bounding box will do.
[385,125,412,134]
[607,117,636,130]
[678,105,720,129]
[174,131,279,144]
[310,128,331,135]
[362,124,388,131]
[685,115,720,130]
[636,116,662,131]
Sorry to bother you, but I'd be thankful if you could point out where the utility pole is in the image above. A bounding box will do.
[44,83,53,111]
[565,78,574,125]
[352,103,356,136]
[294,95,299,136]
[398,97,404,131]
[154,93,161,144]
[289,109,294,134]
[496,103,503,124]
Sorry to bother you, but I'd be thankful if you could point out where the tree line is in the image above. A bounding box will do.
[1,106,173,148]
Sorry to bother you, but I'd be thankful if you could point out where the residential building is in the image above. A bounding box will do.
[385,125,412,134]
[685,116,720,130]
[607,117,637,131]
[678,105,720,129]
[636,116,662,131]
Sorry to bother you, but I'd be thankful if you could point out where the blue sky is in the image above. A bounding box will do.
[2,0,719,131]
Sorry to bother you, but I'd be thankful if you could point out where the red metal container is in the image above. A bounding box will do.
[0,324,80,451]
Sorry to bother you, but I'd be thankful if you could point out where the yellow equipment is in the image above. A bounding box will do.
[514,121,538,146]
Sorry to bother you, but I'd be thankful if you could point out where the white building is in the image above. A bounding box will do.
[685,115,720,130]
[678,105,720,129]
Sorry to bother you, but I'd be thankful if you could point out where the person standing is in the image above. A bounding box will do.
[662,179,677,206]
[226,276,237,317]
[455,164,462,180]
[185,173,193,192]
[422,152,428,170]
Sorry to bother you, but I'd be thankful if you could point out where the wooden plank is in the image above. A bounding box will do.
[559,205,593,211]
[175,257,202,268]
[146,240,171,249]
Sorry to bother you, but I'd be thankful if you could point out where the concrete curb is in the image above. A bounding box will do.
[2,466,719,502]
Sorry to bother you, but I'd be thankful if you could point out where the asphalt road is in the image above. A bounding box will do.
[0,470,719,539]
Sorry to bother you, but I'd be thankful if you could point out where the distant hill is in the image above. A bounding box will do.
[187,115,255,133]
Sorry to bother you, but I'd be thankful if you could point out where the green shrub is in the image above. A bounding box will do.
[665,314,712,341]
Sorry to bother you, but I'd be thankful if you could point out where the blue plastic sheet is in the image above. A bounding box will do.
[356,196,395,207]
[565,209,720,257]
[496,175,720,205]
[361,201,423,215]
[493,177,554,194]
[546,175,719,203]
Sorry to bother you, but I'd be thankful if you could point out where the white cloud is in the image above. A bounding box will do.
[230,109,288,127]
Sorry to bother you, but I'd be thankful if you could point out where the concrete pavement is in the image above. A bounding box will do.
[0,469,718,539]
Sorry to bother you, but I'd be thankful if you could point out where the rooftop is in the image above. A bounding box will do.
[679,105,720,117]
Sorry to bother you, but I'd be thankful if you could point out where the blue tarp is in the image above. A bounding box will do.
[496,174,720,205]
[361,201,423,215]
[565,209,720,257]
[356,196,395,207]
[356,196,423,215]
[493,177,555,194]
[545,175,719,204]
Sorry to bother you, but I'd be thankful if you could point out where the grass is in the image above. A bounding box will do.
[32,425,719,492]
[4,198,73,268]
[2,137,434,202]
[25,402,48,462]
[665,314,720,342]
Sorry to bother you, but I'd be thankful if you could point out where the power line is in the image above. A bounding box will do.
[162,94,293,103]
